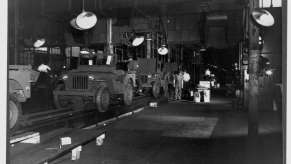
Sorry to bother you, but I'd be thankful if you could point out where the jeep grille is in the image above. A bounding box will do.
[72,75,88,89]
[140,75,148,84]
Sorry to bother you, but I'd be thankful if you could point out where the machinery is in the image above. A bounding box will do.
[53,52,133,113]
[136,58,170,98]
[8,65,40,130]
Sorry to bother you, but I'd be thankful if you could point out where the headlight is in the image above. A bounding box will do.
[88,75,95,80]
[25,86,30,92]
[62,74,68,80]
[15,90,25,98]
[148,75,152,78]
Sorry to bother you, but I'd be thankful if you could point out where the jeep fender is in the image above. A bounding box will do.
[9,79,27,102]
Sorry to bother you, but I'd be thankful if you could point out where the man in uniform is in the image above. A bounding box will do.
[175,70,184,100]
[127,57,139,88]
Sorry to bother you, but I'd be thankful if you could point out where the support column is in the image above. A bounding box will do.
[106,18,113,54]
[146,33,151,59]
[247,0,260,163]
[247,49,260,163]
[167,46,171,63]
[181,46,183,65]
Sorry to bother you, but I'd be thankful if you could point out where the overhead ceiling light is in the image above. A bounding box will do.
[76,11,97,30]
[251,9,275,27]
[265,69,273,76]
[200,47,207,52]
[70,0,97,30]
[33,38,46,48]
[80,47,90,54]
[131,36,145,47]
[157,45,168,55]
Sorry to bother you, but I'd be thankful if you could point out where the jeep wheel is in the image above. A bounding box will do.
[152,81,161,98]
[162,73,170,98]
[9,94,22,130]
[123,83,133,106]
[95,86,110,113]
[162,81,169,98]
[53,84,69,109]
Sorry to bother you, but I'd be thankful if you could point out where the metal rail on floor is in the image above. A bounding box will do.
[10,96,154,164]
[11,95,150,136]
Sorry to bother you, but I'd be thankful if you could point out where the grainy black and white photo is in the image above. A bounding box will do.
[7,0,286,164]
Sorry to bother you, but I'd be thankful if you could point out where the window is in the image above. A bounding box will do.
[259,0,282,8]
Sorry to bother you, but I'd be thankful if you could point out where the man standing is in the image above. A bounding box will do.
[175,71,184,100]
[127,57,139,87]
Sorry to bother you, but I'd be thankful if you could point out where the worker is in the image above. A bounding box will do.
[127,57,139,87]
[175,70,184,100]
[37,63,51,73]
[36,62,53,108]
[166,72,175,99]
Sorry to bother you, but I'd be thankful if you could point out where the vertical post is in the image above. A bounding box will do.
[14,0,19,64]
[181,45,183,66]
[167,47,171,62]
[106,18,113,54]
[193,51,196,85]
[146,33,151,58]
[67,47,71,69]
[247,0,260,163]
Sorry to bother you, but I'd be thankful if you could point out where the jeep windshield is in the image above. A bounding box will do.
[79,53,115,66]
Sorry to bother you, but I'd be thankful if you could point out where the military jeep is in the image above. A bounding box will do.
[136,58,170,98]
[53,52,133,112]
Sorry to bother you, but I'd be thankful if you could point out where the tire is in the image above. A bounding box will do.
[53,84,69,109]
[95,86,110,113]
[152,81,161,98]
[162,81,169,98]
[123,83,133,106]
[162,73,170,98]
[9,94,22,130]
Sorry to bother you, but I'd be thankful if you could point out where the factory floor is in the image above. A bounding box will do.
[55,96,283,164]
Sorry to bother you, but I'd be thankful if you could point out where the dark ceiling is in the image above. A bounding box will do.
[17,0,245,19]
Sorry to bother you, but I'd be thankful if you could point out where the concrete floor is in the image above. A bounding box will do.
[55,97,283,164]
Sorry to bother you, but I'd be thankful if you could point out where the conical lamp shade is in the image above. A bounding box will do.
[251,9,275,27]
[76,11,97,30]
[33,38,46,48]
[132,36,145,47]
[158,45,168,55]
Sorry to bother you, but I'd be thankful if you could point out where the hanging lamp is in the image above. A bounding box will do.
[157,44,168,55]
[131,35,145,47]
[251,9,275,27]
[33,38,46,48]
[71,0,97,30]
[80,47,90,54]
